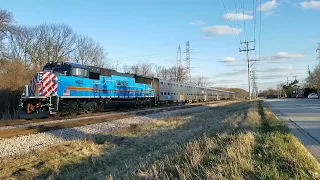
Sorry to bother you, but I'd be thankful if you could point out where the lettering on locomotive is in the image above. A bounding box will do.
[116,80,128,87]
[75,80,84,84]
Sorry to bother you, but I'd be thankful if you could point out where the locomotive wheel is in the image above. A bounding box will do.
[52,113,61,119]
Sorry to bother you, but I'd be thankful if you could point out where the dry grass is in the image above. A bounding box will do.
[0,140,113,179]
[128,101,320,180]
[134,132,255,179]
[1,101,320,179]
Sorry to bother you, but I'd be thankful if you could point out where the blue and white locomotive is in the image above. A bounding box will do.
[19,61,236,119]
[19,61,156,118]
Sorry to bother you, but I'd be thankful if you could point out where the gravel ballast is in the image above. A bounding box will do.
[0,101,234,158]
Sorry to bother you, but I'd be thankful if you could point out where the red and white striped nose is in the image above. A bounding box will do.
[30,72,58,97]
[39,71,58,97]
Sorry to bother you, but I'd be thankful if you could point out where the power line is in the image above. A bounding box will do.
[253,0,257,60]
[239,0,248,41]
[259,0,262,60]
[220,0,241,49]
[233,0,242,41]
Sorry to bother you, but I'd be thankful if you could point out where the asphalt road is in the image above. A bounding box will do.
[264,98,320,161]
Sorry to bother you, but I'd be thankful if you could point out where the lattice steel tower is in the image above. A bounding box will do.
[250,69,258,99]
[185,41,191,83]
[177,44,182,68]
[317,43,320,64]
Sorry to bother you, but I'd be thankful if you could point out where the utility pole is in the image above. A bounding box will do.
[239,40,255,100]
[185,41,192,83]
[293,75,297,81]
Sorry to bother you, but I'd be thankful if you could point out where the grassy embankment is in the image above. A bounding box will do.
[1,101,319,179]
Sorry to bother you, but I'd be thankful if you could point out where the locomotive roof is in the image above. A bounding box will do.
[65,62,89,69]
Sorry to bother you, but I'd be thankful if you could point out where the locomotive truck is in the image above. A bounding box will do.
[19,61,235,119]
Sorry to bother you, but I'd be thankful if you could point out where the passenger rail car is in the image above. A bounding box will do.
[157,79,235,103]
[19,61,235,119]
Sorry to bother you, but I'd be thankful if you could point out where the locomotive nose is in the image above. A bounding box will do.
[29,72,58,97]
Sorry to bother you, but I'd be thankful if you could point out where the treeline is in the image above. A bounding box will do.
[258,89,278,98]
[121,62,212,87]
[305,64,320,91]
[0,9,110,119]
[216,88,249,99]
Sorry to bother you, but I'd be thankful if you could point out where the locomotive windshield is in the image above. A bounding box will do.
[43,62,71,76]
[43,62,90,77]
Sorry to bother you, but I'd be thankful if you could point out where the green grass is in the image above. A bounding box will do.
[1,101,319,179]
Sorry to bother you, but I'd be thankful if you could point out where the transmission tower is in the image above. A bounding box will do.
[250,69,258,99]
[317,43,320,64]
[177,44,182,68]
[185,41,192,83]
[239,40,256,100]
[176,44,182,82]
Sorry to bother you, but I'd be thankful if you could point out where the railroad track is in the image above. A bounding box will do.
[0,100,239,139]
[0,100,228,128]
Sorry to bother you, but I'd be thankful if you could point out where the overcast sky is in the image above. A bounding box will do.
[2,0,320,91]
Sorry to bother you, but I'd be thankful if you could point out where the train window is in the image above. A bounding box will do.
[72,68,88,77]
[171,93,173,95]
[89,72,100,80]
[168,92,170,95]
[161,92,163,95]
[161,82,163,85]
[164,92,167,95]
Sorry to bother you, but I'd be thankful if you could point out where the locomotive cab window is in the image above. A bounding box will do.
[72,68,88,77]
[43,63,71,76]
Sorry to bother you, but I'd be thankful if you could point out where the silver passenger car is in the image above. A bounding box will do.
[158,79,235,103]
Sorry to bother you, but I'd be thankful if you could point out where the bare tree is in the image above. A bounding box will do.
[0,9,13,39]
[129,64,140,74]
[0,10,14,56]
[5,26,33,65]
[139,62,154,76]
[108,58,121,71]
[192,76,211,87]
[122,64,130,73]
[43,24,76,62]
[5,24,77,69]
[158,66,169,80]
[72,35,105,67]
[176,65,187,82]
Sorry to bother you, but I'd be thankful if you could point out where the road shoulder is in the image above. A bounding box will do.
[264,100,320,162]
